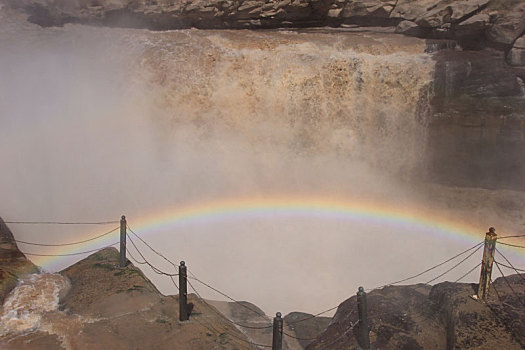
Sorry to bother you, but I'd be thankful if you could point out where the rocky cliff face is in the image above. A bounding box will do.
[0,219,38,305]
[427,48,525,191]
[2,0,524,54]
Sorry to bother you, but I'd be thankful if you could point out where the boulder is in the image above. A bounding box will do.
[415,0,490,28]
[395,19,427,37]
[486,2,525,46]
[327,7,343,18]
[508,35,525,66]
[455,13,489,38]
[341,0,396,19]
[390,0,439,22]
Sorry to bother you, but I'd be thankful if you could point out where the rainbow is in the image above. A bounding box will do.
[27,195,519,270]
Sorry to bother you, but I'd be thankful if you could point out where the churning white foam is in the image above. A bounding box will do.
[0,273,70,336]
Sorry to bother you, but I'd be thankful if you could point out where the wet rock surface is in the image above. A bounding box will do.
[427,48,525,191]
[308,278,525,349]
[0,219,38,305]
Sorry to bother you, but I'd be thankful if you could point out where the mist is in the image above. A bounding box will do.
[1,17,524,315]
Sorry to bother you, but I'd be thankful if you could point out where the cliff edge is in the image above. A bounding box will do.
[0,219,38,305]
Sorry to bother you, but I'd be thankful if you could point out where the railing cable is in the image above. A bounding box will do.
[2,220,119,225]
[11,227,119,247]
[426,244,483,284]
[19,242,119,257]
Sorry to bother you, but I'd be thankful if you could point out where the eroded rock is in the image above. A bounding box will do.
[390,0,437,22]
[507,35,525,66]
[415,0,489,29]
[395,19,428,37]
[486,2,525,46]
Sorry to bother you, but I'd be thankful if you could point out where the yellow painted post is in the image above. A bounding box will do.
[477,227,497,300]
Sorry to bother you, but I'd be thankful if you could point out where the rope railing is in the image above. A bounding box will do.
[367,241,484,291]
[186,278,274,346]
[493,261,524,308]
[126,233,178,277]
[187,275,271,323]
[127,224,180,271]
[497,234,525,239]
[285,305,340,326]
[18,242,119,257]
[496,248,525,281]
[11,227,119,247]
[426,244,484,284]
[498,241,525,249]
[315,320,360,350]
[454,262,481,283]
[494,260,525,273]
[2,220,119,225]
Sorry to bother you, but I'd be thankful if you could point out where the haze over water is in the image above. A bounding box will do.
[1,13,524,315]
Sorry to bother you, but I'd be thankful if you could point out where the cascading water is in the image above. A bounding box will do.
[134,30,434,177]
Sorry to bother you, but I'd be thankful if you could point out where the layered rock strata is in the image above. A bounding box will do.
[2,0,524,55]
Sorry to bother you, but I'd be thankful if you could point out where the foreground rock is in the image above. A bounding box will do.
[0,248,254,349]
[208,301,331,349]
[0,219,38,304]
[307,278,525,349]
[284,312,331,349]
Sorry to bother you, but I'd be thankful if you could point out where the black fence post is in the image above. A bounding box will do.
[357,286,370,350]
[179,261,189,321]
[272,312,283,350]
[119,215,126,267]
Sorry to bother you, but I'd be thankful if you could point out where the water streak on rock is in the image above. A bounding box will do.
[0,273,70,336]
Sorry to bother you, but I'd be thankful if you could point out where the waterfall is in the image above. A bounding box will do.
[134,30,435,177]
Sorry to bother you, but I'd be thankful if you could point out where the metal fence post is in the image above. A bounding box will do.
[179,261,189,321]
[119,215,126,267]
[272,312,283,350]
[477,227,497,300]
[357,286,370,350]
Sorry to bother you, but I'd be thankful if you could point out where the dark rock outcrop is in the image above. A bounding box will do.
[308,277,525,349]
[0,218,38,304]
[486,1,525,47]
[284,312,331,348]
[426,48,525,191]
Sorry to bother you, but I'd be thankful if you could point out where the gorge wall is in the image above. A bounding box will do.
[2,0,524,55]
